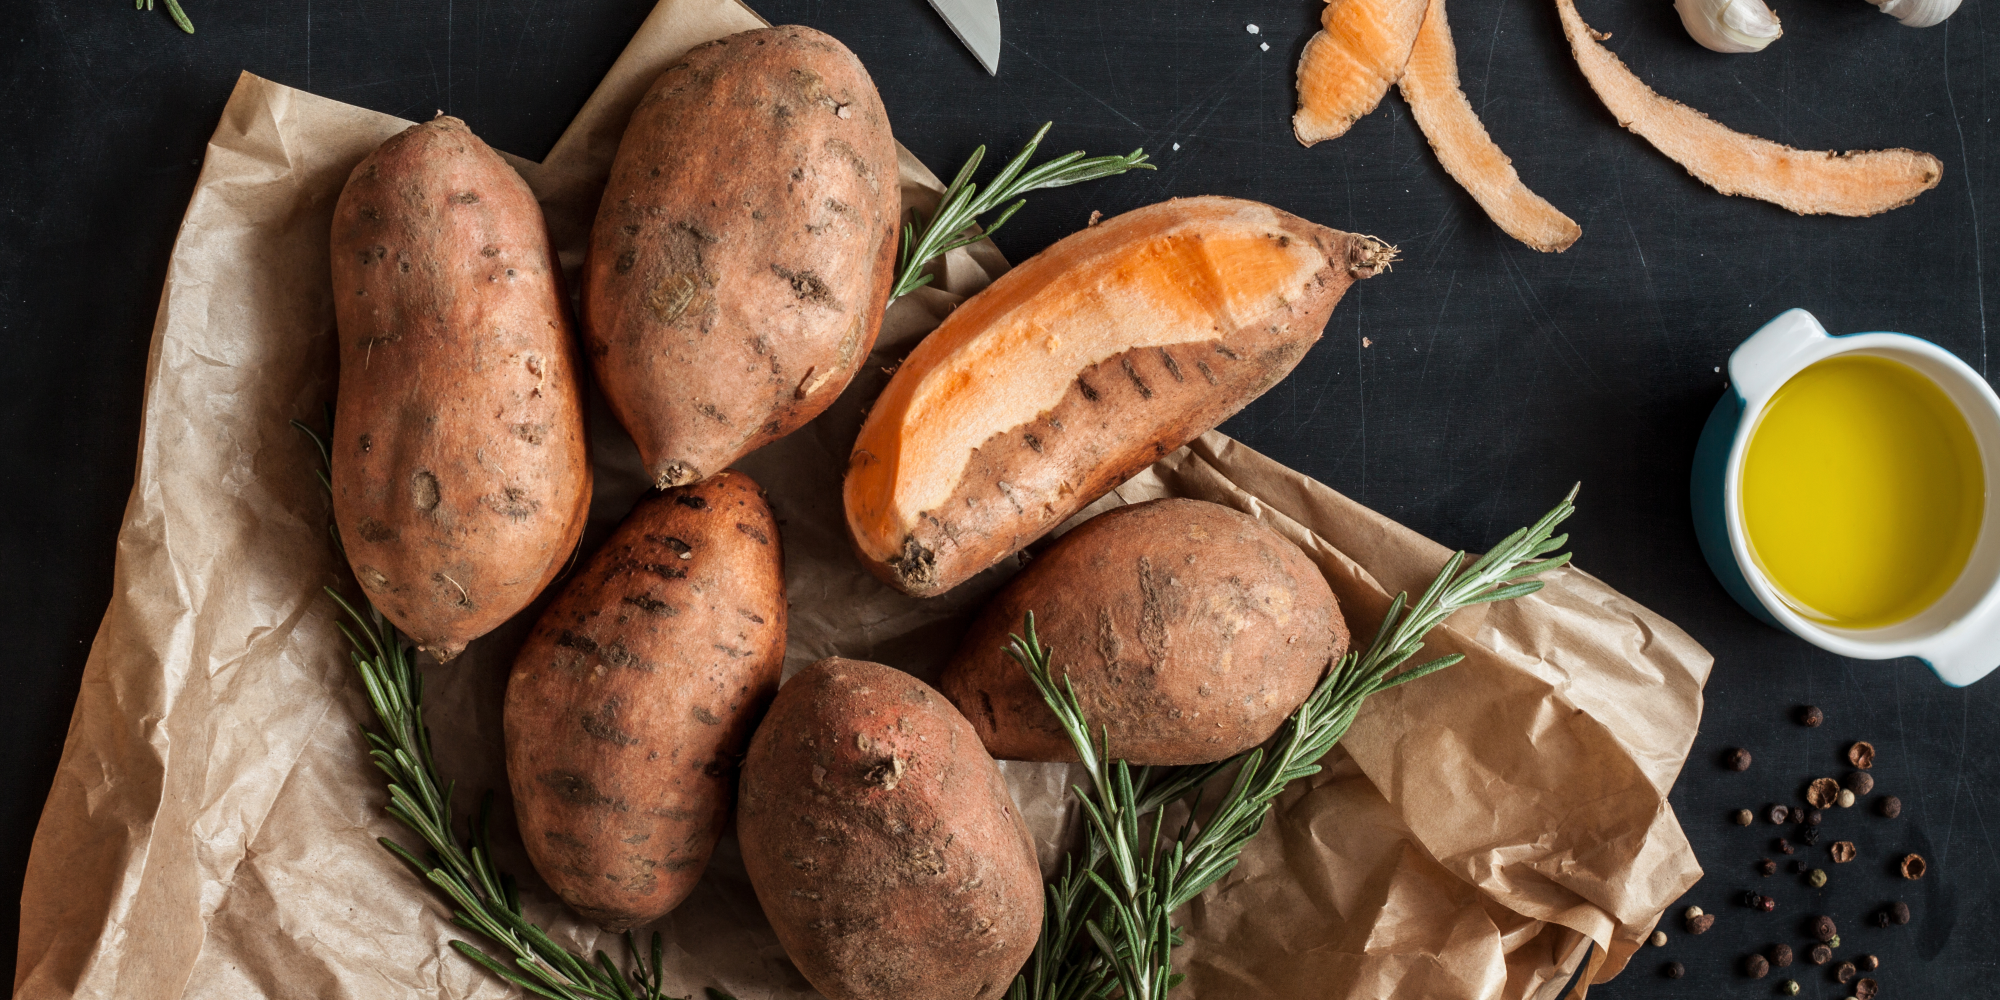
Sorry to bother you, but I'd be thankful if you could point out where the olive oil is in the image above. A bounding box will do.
[1741,355,1985,628]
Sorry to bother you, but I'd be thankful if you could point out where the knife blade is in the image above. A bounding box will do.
[925,0,1002,76]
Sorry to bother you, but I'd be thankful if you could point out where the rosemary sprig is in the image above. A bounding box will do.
[136,0,195,34]
[891,122,1153,301]
[294,419,732,1000]
[1006,488,1579,1000]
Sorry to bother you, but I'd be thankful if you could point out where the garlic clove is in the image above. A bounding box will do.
[1870,0,1960,28]
[1676,0,1783,53]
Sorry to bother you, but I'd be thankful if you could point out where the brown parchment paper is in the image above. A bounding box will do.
[14,1,1711,997]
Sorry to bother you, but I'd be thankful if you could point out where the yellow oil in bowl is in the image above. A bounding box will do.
[1741,355,1986,628]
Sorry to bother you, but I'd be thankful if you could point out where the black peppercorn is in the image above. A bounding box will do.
[1846,770,1874,795]
[1767,803,1789,825]
[1664,961,1685,979]
[1742,890,1762,908]
[1891,901,1911,924]
[1875,909,1891,927]
[1769,943,1793,967]
[1728,747,1753,771]
[1856,977,1879,1000]
[1835,961,1857,983]
[1745,954,1770,978]
[1799,705,1824,727]
[1758,858,1777,876]
[1800,824,1821,846]
[1859,954,1879,971]
[1775,837,1795,855]
[1809,944,1832,965]
[1812,915,1837,941]
[1880,795,1902,818]
[1805,809,1823,826]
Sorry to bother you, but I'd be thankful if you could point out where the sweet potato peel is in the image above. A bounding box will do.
[1400,0,1579,251]
[1556,0,1941,216]
[1294,0,1430,145]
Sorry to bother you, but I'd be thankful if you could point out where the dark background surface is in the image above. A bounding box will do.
[3,0,1997,995]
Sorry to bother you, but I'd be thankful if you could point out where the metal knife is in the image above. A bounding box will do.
[925,0,1001,76]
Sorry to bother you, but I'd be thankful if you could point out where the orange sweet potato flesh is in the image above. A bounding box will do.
[582,26,900,489]
[1556,0,1941,216]
[330,116,592,662]
[1294,0,1430,145]
[505,471,785,931]
[738,657,1042,1000]
[939,498,1350,766]
[844,196,1392,599]
[1401,0,1580,251]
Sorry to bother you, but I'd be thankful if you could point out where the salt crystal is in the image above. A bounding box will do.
[1362,337,1373,348]
[1173,142,1181,150]
[1260,42,1270,51]
[1246,23,1260,33]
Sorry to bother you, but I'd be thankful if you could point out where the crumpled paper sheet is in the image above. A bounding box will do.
[13,0,1710,997]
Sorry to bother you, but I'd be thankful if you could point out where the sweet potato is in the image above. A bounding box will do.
[505,471,785,931]
[1294,0,1429,145]
[844,196,1391,598]
[330,116,591,662]
[582,26,900,489]
[738,658,1041,1000]
[939,498,1348,765]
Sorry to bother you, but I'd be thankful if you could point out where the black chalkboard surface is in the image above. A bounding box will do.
[2,0,1995,994]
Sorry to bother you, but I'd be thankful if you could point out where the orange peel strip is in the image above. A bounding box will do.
[1556,0,1940,216]
[1294,0,1431,146]
[1400,0,1580,251]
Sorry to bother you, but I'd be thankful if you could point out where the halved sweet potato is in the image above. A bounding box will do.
[939,498,1348,765]
[505,471,785,931]
[844,196,1391,598]
[330,116,592,661]
[582,26,900,489]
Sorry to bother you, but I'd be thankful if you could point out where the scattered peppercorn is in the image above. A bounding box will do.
[1848,741,1875,769]
[1767,803,1789,824]
[1890,901,1911,924]
[1809,944,1832,965]
[1757,895,1776,912]
[1800,825,1821,846]
[1855,977,1878,1000]
[1733,809,1754,826]
[1807,778,1840,808]
[1901,853,1926,879]
[1827,934,1841,949]
[1742,890,1763,908]
[1769,943,1794,967]
[1809,868,1828,888]
[1728,747,1753,771]
[1799,705,1824,727]
[1835,960,1857,983]
[1831,841,1857,863]
[1837,788,1856,808]
[1757,858,1776,876]
[1792,859,1809,874]
[1859,954,1879,971]
[1689,913,1716,934]
[1746,954,1770,978]
[1684,905,1703,920]
[1650,930,1667,947]
[1805,808,1824,826]
[1781,978,1800,995]
[1664,961,1685,979]
[1776,837,1795,855]
[1845,771,1874,795]
[1879,795,1902,818]
[1813,915,1838,941]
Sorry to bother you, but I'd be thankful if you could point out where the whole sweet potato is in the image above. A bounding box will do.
[940,498,1348,765]
[738,658,1041,1000]
[844,196,1392,598]
[505,471,785,931]
[582,25,899,489]
[330,116,591,661]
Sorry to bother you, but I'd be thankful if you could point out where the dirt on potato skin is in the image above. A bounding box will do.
[737,658,1042,1000]
[582,25,899,490]
[940,498,1348,765]
[504,471,785,931]
[329,115,592,662]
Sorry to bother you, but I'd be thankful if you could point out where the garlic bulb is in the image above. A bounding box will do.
[1868,0,1959,27]
[1675,0,1783,53]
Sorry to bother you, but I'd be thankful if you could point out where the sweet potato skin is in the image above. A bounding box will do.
[940,499,1348,765]
[582,25,900,489]
[330,116,591,662]
[738,658,1042,1000]
[844,196,1391,599]
[505,471,785,931]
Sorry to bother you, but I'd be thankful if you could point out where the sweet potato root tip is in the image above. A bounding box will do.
[1293,0,1431,146]
[844,196,1382,597]
[1400,0,1580,251]
[1555,0,1940,216]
